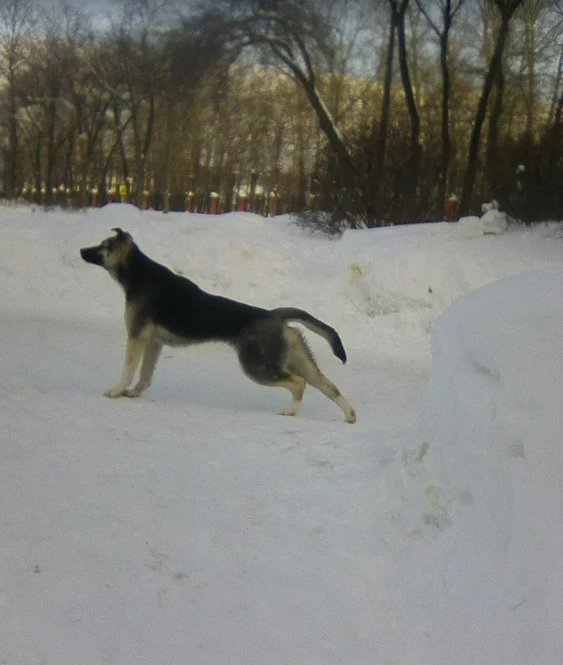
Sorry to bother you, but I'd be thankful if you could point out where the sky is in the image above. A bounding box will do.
[39,0,190,31]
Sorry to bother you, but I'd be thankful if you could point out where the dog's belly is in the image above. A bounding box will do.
[154,325,192,347]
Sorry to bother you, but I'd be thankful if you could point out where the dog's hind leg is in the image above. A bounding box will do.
[303,368,356,424]
[284,327,356,424]
[123,337,163,398]
[238,319,308,416]
[105,335,148,398]
[275,374,307,417]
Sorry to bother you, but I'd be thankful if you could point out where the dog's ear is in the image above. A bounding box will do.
[111,227,132,243]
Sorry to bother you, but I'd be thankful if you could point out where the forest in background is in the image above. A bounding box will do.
[1,0,563,226]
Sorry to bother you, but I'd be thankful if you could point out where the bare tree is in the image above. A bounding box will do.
[415,0,467,211]
[460,0,525,215]
[22,29,69,204]
[93,0,173,206]
[160,18,228,212]
[0,0,36,197]
[389,0,422,220]
[374,4,395,219]
[223,0,359,191]
[73,47,113,206]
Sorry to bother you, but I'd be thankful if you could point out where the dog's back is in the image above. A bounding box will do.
[116,243,271,344]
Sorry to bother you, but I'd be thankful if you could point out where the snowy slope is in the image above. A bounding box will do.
[1,204,562,664]
[425,269,563,664]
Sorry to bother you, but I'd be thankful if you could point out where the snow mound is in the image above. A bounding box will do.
[481,207,508,235]
[424,268,563,663]
[94,202,146,227]
[458,201,507,237]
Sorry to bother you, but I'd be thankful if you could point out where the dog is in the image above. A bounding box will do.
[80,228,356,423]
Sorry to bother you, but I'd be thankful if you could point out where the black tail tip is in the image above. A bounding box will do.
[333,339,347,364]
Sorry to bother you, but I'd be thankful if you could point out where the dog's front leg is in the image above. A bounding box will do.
[105,335,148,398]
[122,338,163,398]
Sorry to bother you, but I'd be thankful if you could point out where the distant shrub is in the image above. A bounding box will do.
[291,210,366,237]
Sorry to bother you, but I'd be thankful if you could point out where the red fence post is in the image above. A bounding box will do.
[210,191,220,215]
[444,193,459,221]
[268,191,278,217]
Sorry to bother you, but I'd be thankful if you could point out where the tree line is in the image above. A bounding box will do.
[1,0,563,225]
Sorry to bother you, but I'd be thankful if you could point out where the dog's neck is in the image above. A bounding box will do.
[108,244,146,297]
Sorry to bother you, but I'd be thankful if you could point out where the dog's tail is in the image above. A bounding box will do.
[271,307,347,364]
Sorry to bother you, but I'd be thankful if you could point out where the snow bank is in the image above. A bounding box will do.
[2,203,558,362]
[424,268,563,663]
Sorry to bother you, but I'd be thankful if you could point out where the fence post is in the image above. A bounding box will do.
[186,191,195,212]
[237,188,246,211]
[210,191,220,215]
[444,193,459,221]
[268,191,278,217]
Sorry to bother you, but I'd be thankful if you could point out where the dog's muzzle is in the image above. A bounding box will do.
[80,246,104,266]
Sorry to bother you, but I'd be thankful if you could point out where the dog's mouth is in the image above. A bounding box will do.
[80,246,104,266]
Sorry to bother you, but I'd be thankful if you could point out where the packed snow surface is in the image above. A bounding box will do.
[1,204,563,664]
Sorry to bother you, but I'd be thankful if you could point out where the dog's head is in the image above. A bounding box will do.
[80,228,134,271]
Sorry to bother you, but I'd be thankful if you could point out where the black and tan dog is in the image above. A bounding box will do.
[80,228,356,423]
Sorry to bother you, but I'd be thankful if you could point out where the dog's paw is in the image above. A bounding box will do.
[280,408,298,417]
[345,408,357,424]
[123,389,142,398]
[104,388,126,398]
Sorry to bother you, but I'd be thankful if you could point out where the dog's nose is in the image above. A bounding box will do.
[80,247,97,263]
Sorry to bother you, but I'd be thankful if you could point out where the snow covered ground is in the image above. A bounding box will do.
[1,204,562,664]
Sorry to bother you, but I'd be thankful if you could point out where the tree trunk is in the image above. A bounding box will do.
[7,77,18,199]
[299,72,355,180]
[523,14,535,138]
[138,94,155,208]
[459,16,510,215]
[460,0,525,214]
[438,27,451,213]
[394,0,422,221]
[34,135,41,203]
[162,96,174,214]
[485,65,505,197]
[548,45,563,126]
[374,15,396,221]
[45,98,57,205]
[269,45,357,196]
[100,138,119,202]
